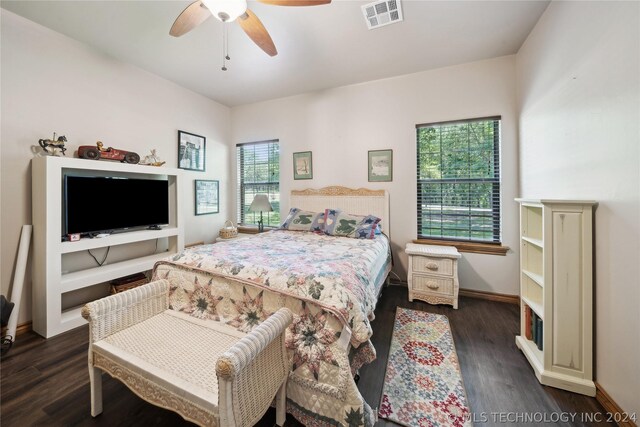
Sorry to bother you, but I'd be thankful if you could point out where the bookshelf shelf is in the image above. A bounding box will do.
[515,199,596,397]
[521,205,543,241]
[521,295,543,320]
[522,269,544,287]
[522,236,543,249]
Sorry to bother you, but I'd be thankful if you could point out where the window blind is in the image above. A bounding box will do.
[236,140,280,227]
[416,117,501,243]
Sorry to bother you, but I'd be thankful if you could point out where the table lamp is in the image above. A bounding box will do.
[248,194,273,232]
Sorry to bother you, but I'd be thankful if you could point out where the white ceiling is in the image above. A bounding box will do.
[1,0,549,107]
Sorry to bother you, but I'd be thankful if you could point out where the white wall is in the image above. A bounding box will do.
[516,1,639,416]
[1,10,231,325]
[231,56,520,295]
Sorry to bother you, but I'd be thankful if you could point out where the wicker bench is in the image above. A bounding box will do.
[82,279,292,427]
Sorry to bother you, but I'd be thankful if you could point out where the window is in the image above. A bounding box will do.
[236,140,280,227]
[416,117,501,243]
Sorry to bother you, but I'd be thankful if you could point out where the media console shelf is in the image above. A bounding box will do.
[32,156,184,338]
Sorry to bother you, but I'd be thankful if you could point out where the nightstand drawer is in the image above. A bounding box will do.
[412,275,455,296]
[412,256,453,276]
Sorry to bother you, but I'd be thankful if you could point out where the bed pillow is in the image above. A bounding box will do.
[280,208,325,232]
[324,209,381,239]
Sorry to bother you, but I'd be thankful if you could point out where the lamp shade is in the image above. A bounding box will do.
[249,194,273,212]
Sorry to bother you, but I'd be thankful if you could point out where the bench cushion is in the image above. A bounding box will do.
[93,310,246,414]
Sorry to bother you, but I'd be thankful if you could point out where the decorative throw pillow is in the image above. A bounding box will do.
[324,209,381,239]
[375,222,383,235]
[280,208,325,232]
[310,211,326,233]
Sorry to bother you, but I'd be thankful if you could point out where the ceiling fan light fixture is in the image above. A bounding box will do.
[202,0,248,22]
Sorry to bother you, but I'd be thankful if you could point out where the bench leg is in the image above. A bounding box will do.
[275,379,286,426]
[89,365,103,417]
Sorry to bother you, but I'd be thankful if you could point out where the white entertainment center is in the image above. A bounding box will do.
[32,156,184,338]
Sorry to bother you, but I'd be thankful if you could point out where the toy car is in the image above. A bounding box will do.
[78,142,140,164]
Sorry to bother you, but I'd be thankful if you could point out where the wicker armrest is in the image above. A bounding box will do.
[215,308,293,379]
[82,279,169,343]
[216,308,292,427]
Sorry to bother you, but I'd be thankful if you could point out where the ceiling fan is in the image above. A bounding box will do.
[170,0,331,58]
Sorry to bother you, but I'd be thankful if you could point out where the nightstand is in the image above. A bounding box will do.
[405,243,461,309]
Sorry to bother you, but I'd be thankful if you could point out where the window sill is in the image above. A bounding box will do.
[412,239,510,256]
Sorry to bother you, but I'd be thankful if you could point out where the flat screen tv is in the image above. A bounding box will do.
[64,176,169,236]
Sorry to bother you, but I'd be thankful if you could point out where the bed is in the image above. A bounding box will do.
[152,186,391,427]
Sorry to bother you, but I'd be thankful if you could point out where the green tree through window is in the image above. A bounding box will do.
[237,140,280,227]
[416,117,501,243]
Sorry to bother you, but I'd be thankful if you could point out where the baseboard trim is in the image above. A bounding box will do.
[1,321,32,338]
[16,321,32,336]
[459,288,520,305]
[595,382,638,427]
[388,283,520,305]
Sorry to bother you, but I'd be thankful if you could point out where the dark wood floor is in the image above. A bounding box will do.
[1,285,610,426]
[360,286,611,427]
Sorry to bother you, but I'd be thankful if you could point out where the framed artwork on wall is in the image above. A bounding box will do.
[195,180,219,215]
[368,149,393,182]
[293,151,313,180]
[178,130,206,172]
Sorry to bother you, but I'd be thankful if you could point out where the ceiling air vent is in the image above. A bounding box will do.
[361,0,403,30]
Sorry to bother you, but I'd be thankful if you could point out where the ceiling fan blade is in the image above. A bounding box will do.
[170,1,212,37]
[258,0,331,5]
[237,9,278,57]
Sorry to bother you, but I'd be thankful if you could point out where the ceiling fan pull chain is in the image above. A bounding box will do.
[221,22,227,71]
[225,22,230,61]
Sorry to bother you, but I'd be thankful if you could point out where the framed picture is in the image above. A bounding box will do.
[194,180,219,215]
[368,149,393,182]
[178,130,206,172]
[293,151,313,180]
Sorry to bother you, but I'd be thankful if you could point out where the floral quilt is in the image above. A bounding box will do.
[152,230,391,426]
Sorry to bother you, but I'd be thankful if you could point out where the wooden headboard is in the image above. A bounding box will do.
[290,186,390,238]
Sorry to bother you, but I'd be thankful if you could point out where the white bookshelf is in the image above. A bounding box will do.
[31,156,184,338]
[515,199,596,396]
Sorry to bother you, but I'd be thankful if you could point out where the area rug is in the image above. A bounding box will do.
[378,307,471,427]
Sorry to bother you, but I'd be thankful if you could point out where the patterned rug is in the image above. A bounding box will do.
[378,307,471,427]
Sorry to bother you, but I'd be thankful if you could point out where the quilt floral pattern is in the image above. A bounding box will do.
[153,230,391,427]
[164,230,388,344]
[287,302,340,381]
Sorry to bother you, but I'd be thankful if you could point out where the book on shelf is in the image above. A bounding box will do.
[524,305,532,340]
[527,309,544,351]
[535,317,543,350]
[531,311,537,343]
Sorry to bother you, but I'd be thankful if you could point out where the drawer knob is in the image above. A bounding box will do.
[427,282,439,290]
[426,262,439,271]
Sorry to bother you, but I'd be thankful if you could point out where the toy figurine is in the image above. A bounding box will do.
[38,133,67,156]
[78,141,140,164]
[140,149,166,167]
